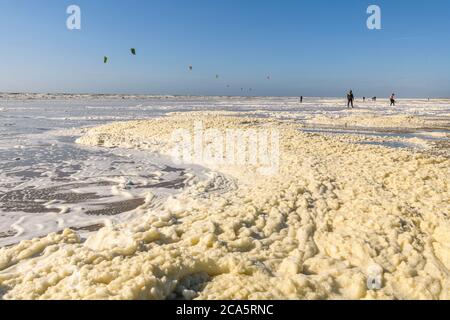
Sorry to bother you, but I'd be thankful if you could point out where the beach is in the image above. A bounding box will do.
[0,95,449,299]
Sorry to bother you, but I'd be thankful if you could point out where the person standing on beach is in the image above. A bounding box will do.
[347,90,354,108]
[300,96,303,103]
[390,93,396,106]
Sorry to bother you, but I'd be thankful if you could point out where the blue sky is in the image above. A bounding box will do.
[1,0,449,97]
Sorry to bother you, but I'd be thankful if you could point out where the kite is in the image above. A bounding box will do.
[188,65,193,71]
[103,56,108,64]
[130,48,136,55]
[216,74,219,79]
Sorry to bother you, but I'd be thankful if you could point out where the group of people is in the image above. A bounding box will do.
[346,90,396,108]
[298,92,397,108]
[362,97,378,102]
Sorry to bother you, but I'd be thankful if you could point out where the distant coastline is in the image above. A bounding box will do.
[1,92,449,100]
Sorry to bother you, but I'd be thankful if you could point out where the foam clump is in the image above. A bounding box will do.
[1,113,449,300]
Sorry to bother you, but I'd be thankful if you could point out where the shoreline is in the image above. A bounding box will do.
[2,92,450,101]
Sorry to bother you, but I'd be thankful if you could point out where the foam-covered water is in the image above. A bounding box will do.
[0,94,449,247]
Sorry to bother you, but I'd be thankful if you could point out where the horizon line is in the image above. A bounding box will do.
[1,91,449,100]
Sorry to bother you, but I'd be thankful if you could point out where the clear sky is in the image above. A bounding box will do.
[1,0,449,97]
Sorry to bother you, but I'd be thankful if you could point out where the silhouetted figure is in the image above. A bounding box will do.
[363,97,366,102]
[300,96,303,103]
[347,90,354,108]
[390,93,396,106]
[372,97,377,102]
